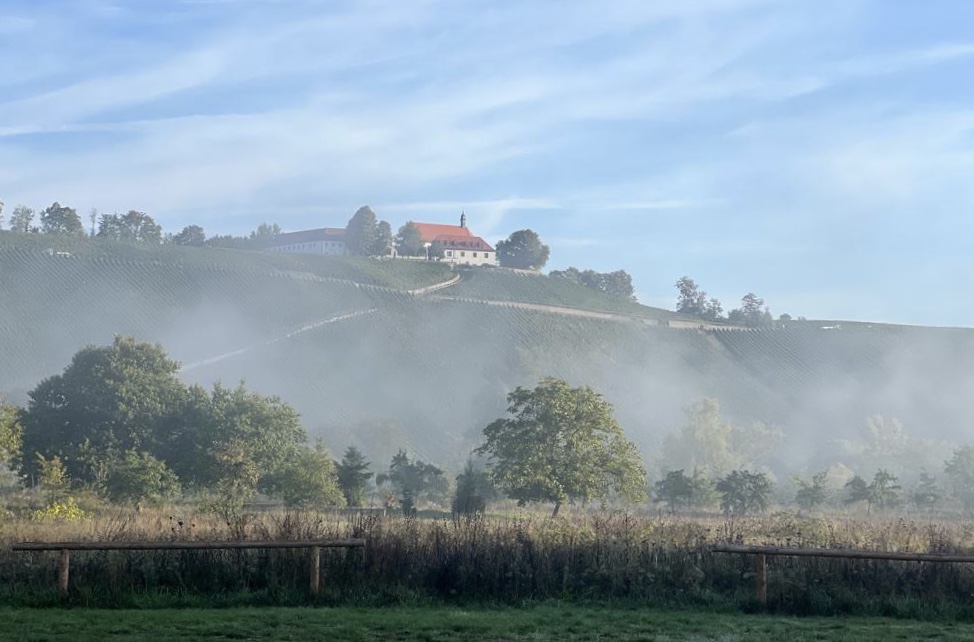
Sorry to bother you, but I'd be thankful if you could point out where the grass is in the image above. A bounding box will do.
[3,604,974,641]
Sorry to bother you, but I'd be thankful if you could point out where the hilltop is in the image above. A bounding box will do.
[2,231,973,475]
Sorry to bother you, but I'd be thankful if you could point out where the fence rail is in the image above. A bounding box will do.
[713,543,974,605]
[12,539,366,596]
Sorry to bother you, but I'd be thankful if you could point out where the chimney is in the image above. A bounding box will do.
[460,211,467,228]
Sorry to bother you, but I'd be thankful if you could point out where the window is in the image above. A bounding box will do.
[484,252,490,259]
[446,250,453,257]
[461,251,466,257]
[473,252,478,258]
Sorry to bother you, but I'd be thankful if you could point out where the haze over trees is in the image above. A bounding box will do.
[97,210,163,244]
[477,377,647,517]
[674,276,774,326]
[496,229,550,270]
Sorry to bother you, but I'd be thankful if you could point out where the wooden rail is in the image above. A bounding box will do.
[12,539,366,597]
[713,543,974,606]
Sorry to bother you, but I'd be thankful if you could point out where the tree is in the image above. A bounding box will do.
[675,277,708,317]
[0,199,4,229]
[103,450,181,505]
[476,377,647,517]
[371,220,393,257]
[335,445,374,507]
[120,210,162,243]
[550,267,636,300]
[716,470,773,516]
[19,336,186,485]
[661,399,736,478]
[40,202,84,236]
[496,229,549,270]
[452,459,496,516]
[248,223,281,249]
[376,449,447,516]
[173,225,207,247]
[728,293,772,327]
[266,440,345,509]
[0,397,22,472]
[653,469,696,513]
[844,475,871,507]
[945,446,974,512]
[845,470,901,514]
[911,470,943,511]
[345,206,378,256]
[8,205,34,233]
[794,470,830,512]
[395,222,426,258]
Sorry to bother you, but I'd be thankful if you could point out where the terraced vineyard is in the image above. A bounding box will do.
[447,267,690,322]
[2,232,974,470]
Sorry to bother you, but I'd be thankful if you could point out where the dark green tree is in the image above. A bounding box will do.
[248,223,281,249]
[371,219,393,256]
[496,229,549,270]
[716,470,773,516]
[345,206,378,256]
[40,202,84,236]
[173,225,207,246]
[452,459,496,516]
[675,276,708,316]
[377,449,446,516]
[477,377,647,517]
[793,470,830,512]
[728,293,772,327]
[844,475,871,507]
[335,445,374,507]
[653,469,696,513]
[19,336,186,484]
[8,205,34,233]
[395,222,426,257]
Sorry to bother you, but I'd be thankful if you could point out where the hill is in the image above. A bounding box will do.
[2,232,973,477]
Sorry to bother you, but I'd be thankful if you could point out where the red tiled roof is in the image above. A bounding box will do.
[411,223,472,243]
[271,228,346,246]
[432,234,494,251]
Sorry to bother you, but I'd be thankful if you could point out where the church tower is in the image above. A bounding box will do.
[460,211,467,229]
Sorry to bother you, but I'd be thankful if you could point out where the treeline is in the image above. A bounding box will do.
[674,276,795,326]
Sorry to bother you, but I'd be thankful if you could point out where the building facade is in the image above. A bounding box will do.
[412,214,497,266]
[267,228,348,255]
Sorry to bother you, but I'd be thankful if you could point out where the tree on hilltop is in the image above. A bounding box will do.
[395,222,426,257]
[496,229,550,270]
[728,293,772,327]
[551,267,636,300]
[477,377,647,517]
[345,206,378,256]
[40,202,84,236]
[97,210,162,244]
[173,225,207,247]
[8,205,35,233]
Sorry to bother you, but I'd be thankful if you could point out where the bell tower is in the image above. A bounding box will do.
[460,211,467,229]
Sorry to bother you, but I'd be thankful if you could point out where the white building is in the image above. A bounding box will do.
[267,228,348,255]
[413,214,497,266]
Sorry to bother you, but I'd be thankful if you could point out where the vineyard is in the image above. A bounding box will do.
[2,233,974,471]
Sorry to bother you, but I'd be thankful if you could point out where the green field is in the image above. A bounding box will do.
[2,605,970,641]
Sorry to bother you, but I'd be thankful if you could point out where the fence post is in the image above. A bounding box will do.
[755,553,767,606]
[58,549,70,596]
[309,546,320,596]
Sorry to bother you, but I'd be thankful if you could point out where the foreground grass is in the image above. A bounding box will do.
[3,605,973,642]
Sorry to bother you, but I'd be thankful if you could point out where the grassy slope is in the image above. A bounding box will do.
[1,606,970,641]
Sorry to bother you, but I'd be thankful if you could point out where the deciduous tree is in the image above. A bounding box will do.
[716,470,773,515]
[173,225,207,247]
[477,377,647,517]
[8,205,34,233]
[395,222,426,257]
[345,206,378,256]
[40,202,84,236]
[496,229,550,270]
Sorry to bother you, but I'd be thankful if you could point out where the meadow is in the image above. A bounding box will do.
[4,507,974,620]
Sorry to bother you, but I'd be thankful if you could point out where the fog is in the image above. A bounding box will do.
[3,247,974,484]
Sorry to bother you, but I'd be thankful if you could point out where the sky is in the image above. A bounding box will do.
[1,0,972,326]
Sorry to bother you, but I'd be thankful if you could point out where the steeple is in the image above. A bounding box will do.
[460,211,467,229]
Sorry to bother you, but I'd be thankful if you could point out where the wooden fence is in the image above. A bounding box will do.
[713,543,974,605]
[11,539,366,596]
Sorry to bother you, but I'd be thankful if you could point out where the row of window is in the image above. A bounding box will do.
[445,250,491,259]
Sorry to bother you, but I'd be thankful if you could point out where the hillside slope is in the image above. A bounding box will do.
[2,233,973,475]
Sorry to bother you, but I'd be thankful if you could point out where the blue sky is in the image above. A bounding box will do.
[1,0,972,325]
